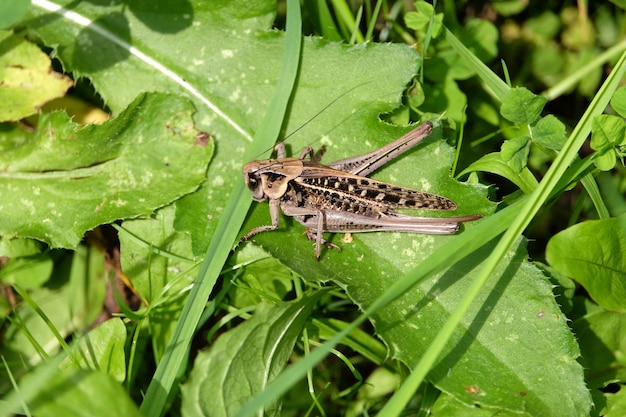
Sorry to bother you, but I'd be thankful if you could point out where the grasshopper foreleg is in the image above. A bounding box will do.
[241,198,281,242]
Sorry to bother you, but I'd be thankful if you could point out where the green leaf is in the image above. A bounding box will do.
[526,11,561,40]
[611,86,626,118]
[68,245,107,328]
[0,93,213,248]
[228,244,295,308]
[28,369,143,417]
[591,114,626,150]
[395,239,588,416]
[60,318,127,382]
[572,310,626,390]
[457,152,538,194]
[605,389,626,417]
[241,201,591,416]
[546,214,626,313]
[0,0,30,29]
[0,253,53,288]
[590,114,626,170]
[491,0,529,16]
[532,115,567,150]
[0,31,72,121]
[594,150,617,171]
[611,0,626,10]
[459,19,499,63]
[501,87,547,125]
[0,237,43,257]
[422,77,468,121]
[180,292,325,417]
[405,2,443,38]
[501,136,531,172]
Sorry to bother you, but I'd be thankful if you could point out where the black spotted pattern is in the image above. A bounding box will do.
[287,175,456,217]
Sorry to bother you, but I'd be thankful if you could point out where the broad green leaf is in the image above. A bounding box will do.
[546,214,626,313]
[0,93,213,248]
[572,310,626,390]
[0,0,30,29]
[432,392,520,416]
[390,239,587,416]
[0,31,72,121]
[27,369,143,417]
[500,87,547,125]
[59,318,127,383]
[532,115,567,150]
[249,210,589,416]
[180,292,325,417]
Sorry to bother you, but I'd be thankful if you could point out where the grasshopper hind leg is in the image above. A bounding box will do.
[310,209,341,260]
[304,228,342,260]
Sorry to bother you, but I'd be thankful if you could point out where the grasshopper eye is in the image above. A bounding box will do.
[246,176,258,190]
[245,173,267,201]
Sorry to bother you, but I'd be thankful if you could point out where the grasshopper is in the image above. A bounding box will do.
[242,121,481,259]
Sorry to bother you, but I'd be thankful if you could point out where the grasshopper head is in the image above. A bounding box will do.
[243,161,267,201]
[243,158,303,201]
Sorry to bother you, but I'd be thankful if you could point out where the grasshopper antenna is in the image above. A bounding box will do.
[249,80,374,160]
[281,80,374,142]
